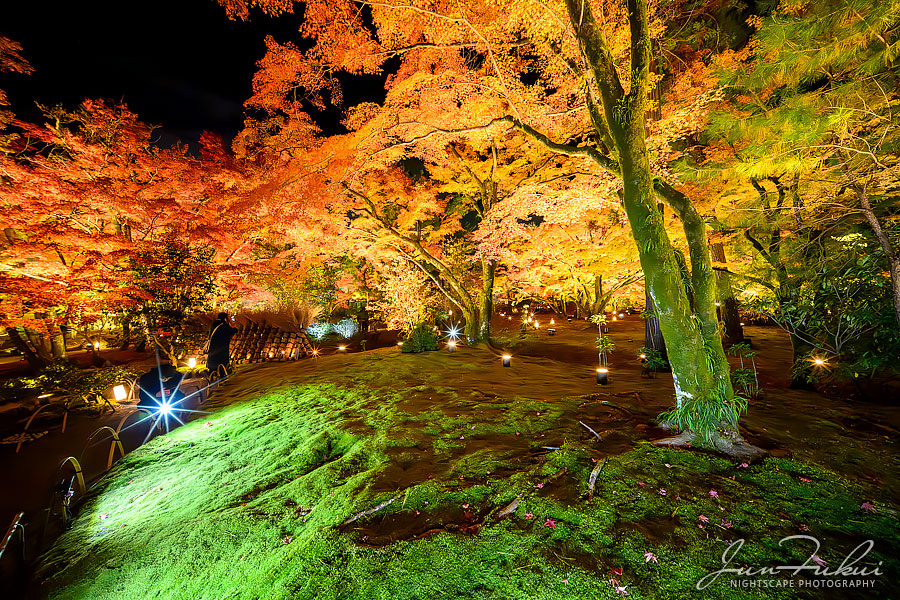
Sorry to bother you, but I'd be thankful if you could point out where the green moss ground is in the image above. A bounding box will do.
[37,359,900,599]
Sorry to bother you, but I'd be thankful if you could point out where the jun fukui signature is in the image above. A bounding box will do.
[696,535,884,590]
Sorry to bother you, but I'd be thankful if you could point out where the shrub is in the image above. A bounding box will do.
[728,343,760,397]
[0,361,137,405]
[595,335,615,365]
[638,347,669,372]
[333,318,359,339]
[306,322,332,340]
[401,323,439,353]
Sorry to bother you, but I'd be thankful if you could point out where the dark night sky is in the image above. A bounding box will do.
[0,0,302,148]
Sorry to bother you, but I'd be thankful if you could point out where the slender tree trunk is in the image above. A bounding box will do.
[462,308,479,343]
[478,260,495,340]
[50,326,68,361]
[120,318,131,350]
[710,242,744,344]
[854,184,900,326]
[643,287,667,358]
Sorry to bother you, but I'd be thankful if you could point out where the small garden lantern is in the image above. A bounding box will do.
[447,340,457,352]
[502,354,511,367]
[113,385,127,401]
[187,357,197,369]
[596,367,609,385]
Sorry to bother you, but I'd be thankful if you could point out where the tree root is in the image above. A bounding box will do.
[497,497,519,519]
[341,491,405,526]
[586,457,607,500]
[579,420,602,441]
[652,430,768,461]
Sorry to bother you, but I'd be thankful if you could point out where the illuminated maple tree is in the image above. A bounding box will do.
[0,96,278,366]
[218,0,754,454]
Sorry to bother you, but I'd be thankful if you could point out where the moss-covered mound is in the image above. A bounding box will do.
[37,379,899,599]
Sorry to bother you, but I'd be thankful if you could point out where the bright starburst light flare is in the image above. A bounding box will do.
[106,349,216,447]
[445,323,462,341]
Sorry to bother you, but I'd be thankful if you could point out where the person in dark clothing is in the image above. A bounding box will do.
[206,312,237,375]
[137,360,183,409]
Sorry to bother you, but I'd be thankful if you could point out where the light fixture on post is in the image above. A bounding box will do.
[812,356,828,368]
[187,357,197,369]
[502,354,511,367]
[93,341,100,350]
[113,385,127,402]
[596,367,609,385]
[445,324,461,340]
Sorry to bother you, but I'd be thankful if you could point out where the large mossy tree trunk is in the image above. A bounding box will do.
[549,0,754,455]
